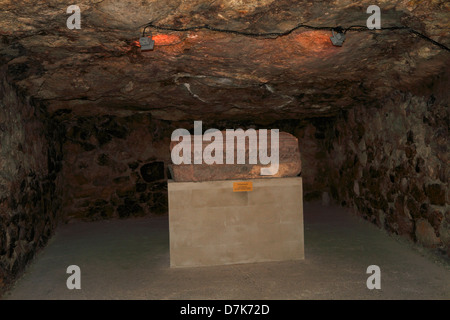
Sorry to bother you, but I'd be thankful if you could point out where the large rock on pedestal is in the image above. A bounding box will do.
[169,131,301,182]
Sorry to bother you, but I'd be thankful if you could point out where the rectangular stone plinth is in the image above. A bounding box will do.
[168,177,304,267]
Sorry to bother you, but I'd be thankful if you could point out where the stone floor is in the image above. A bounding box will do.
[3,202,450,300]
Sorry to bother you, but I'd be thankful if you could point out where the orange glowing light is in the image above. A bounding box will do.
[152,34,181,45]
[131,34,181,49]
[294,31,334,52]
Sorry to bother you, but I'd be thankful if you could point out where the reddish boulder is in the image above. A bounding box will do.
[169,131,301,182]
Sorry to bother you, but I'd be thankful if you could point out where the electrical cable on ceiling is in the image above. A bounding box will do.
[140,22,450,52]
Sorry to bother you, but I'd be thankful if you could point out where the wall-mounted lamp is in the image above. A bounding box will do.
[330,27,346,46]
[139,32,155,51]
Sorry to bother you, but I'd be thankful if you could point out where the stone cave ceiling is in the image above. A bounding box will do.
[0,0,449,122]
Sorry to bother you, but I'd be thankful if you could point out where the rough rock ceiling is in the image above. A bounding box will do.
[1,0,449,121]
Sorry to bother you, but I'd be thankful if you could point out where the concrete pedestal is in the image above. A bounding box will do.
[168,177,304,267]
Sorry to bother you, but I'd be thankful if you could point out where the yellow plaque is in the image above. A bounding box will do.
[233,181,253,192]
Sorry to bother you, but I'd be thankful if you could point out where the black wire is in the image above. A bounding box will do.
[143,22,333,38]
[408,29,450,52]
[343,25,410,33]
[141,22,449,52]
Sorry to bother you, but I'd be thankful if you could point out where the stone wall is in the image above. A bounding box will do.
[59,113,173,221]
[295,119,336,201]
[57,116,327,221]
[326,92,449,255]
[0,78,64,293]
